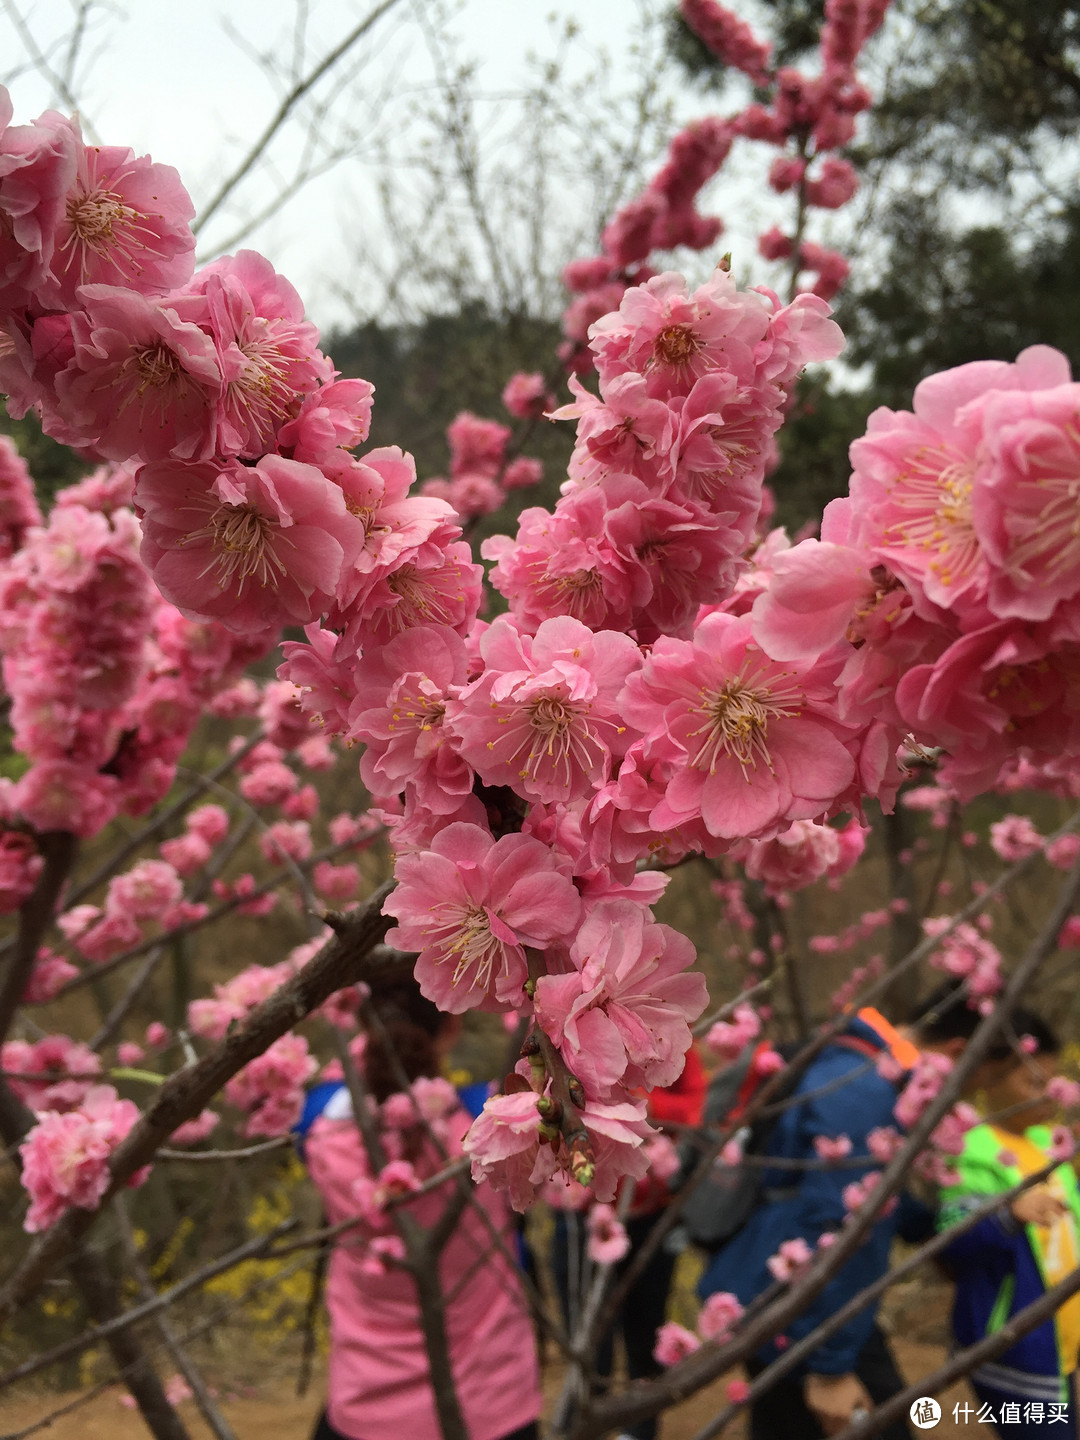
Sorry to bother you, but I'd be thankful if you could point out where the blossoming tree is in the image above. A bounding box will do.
[3,2,1080,1437]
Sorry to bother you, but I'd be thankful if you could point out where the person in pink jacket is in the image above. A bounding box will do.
[303,980,542,1440]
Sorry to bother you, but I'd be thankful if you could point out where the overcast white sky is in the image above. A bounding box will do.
[1,0,850,336]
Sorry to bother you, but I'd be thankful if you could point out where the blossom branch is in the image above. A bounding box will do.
[0,878,396,1332]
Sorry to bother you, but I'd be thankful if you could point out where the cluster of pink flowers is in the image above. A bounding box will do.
[558,0,886,373]
[653,1288,745,1368]
[753,345,1080,802]
[420,408,544,520]
[18,1083,147,1231]
[923,918,1003,1007]
[5,63,1079,1237]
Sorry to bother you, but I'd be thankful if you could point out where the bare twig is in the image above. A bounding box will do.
[192,0,405,237]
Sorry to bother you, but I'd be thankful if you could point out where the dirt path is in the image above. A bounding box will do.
[1,1337,993,1439]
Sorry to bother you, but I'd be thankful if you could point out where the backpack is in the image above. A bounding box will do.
[678,1032,884,1253]
[678,1039,801,1252]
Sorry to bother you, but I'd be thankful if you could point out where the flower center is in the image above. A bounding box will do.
[442,904,506,991]
[388,690,446,734]
[688,673,801,778]
[186,503,286,594]
[66,189,130,251]
[552,567,604,617]
[885,446,979,589]
[385,565,456,630]
[653,323,700,368]
[130,342,185,392]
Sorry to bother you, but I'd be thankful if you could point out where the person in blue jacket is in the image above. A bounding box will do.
[698,998,976,1439]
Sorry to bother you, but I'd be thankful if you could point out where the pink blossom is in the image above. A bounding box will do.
[260,820,313,864]
[698,1290,744,1342]
[21,947,78,1003]
[186,249,332,457]
[738,820,842,896]
[19,1084,145,1232]
[164,1375,194,1407]
[766,1236,814,1282]
[1058,916,1080,949]
[0,106,79,308]
[726,1379,751,1405]
[240,759,298,807]
[446,412,510,477]
[40,142,195,307]
[347,624,472,812]
[106,859,183,921]
[590,271,772,402]
[1047,834,1080,870]
[755,1047,785,1075]
[13,761,118,837]
[866,1126,904,1163]
[813,1133,853,1162]
[2,1034,102,1112]
[533,897,706,1093]
[483,486,637,633]
[0,829,42,911]
[160,829,212,875]
[502,372,553,419]
[654,1321,702,1366]
[848,345,1070,620]
[135,454,364,632]
[586,1203,630,1264]
[989,815,1043,863]
[843,1173,887,1216]
[312,860,359,901]
[759,228,793,262]
[223,1033,316,1137]
[621,610,856,842]
[705,1003,761,1061]
[502,456,543,491]
[0,436,42,559]
[446,616,641,805]
[678,0,772,83]
[895,1053,952,1129]
[462,1091,557,1211]
[769,157,806,194]
[1049,1126,1077,1163]
[1047,1077,1080,1109]
[277,378,373,463]
[384,823,583,1012]
[52,287,221,461]
[804,157,859,211]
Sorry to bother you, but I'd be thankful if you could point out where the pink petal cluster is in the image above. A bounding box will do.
[19,1084,146,1232]
[766,1235,814,1281]
[653,1322,702,1367]
[533,898,706,1094]
[705,1003,761,1061]
[2,1033,101,1111]
[698,1289,745,1342]
[223,1033,317,1137]
[384,823,583,1013]
[586,1202,630,1264]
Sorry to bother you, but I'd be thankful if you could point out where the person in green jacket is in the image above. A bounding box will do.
[939,1010,1080,1437]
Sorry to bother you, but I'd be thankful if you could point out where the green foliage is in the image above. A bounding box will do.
[0,410,90,511]
[769,380,877,530]
[841,199,1080,406]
